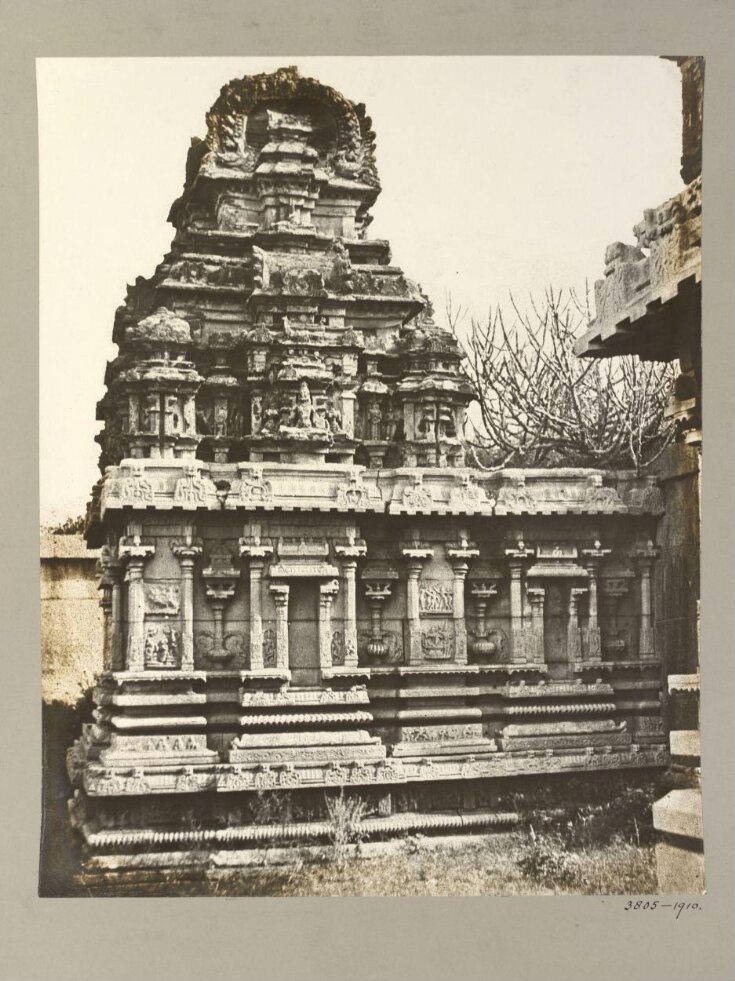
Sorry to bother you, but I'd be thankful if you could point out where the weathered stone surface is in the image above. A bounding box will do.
[66,67,674,867]
[653,789,703,841]
[655,840,705,894]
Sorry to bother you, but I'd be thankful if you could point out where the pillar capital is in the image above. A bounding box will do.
[269,582,290,606]
[238,540,274,561]
[505,538,535,564]
[319,578,340,602]
[335,539,368,562]
[581,539,612,565]
[470,580,499,600]
[400,543,433,565]
[634,540,661,567]
[364,581,393,602]
[172,539,203,562]
[446,534,480,567]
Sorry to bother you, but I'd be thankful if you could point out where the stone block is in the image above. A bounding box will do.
[655,841,705,894]
[669,730,700,759]
[653,789,703,841]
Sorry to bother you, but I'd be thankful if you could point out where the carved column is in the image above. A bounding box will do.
[340,391,357,438]
[601,577,631,657]
[335,536,367,668]
[109,558,124,671]
[172,529,203,672]
[504,540,535,663]
[469,581,499,658]
[635,541,661,660]
[96,549,114,673]
[567,587,588,662]
[201,545,239,662]
[239,528,274,672]
[319,579,341,670]
[119,530,156,671]
[269,583,290,672]
[364,583,393,658]
[526,586,546,665]
[582,540,611,660]
[400,541,434,664]
[446,535,480,665]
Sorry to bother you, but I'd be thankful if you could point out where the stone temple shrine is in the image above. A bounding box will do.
[69,67,670,866]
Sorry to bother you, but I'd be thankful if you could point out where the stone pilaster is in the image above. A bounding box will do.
[446,535,480,665]
[526,586,546,665]
[504,539,535,664]
[581,540,611,660]
[335,536,367,668]
[201,545,240,662]
[118,531,156,671]
[319,579,341,670]
[97,561,114,673]
[172,529,203,672]
[269,583,290,672]
[109,559,124,671]
[239,530,274,672]
[635,541,661,660]
[363,582,393,658]
[400,541,434,664]
[469,581,499,658]
[567,587,587,662]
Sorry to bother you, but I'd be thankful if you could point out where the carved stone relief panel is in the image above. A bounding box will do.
[144,582,181,616]
[421,623,451,660]
[419,584,454,615]
[144,623,181,669]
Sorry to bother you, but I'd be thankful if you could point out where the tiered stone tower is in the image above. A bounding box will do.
[70,67,669,866]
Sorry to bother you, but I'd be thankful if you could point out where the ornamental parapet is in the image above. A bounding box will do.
[94,460,665,526]
[575,177,701,360]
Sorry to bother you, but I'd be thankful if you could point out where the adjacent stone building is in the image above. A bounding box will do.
[68,67,670,868]
[576,56,704,891]
[41,530,103,706]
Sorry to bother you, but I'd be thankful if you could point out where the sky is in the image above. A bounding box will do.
[37,56,683,525]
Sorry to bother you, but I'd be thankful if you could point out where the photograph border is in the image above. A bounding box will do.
[2,2,733,979]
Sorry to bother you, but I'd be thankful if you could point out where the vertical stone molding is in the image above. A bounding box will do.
[109,558,124,671]
[567,587,588,662]
[581,540,611,660]
[172,529,203,671]
[601,578,629,627]
[239,528,274,671]
[118,530,156,671]
[526,586,546,665]
[446,534,480,664]
[363,582,393,658]
[269,582,290,672]
[201,545,240,662]
[400,541,434,664]
[504,539,535,663]
[635,541,661,660]
[95,547,114,672]
[335,536,367,667]
[318,579,341,670]
[469,581,499,658]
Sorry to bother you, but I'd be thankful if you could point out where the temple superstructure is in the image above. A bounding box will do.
[70,67,669,865]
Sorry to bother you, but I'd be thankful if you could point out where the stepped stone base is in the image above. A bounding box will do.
[228,742,386,764]
[391,740,497,758]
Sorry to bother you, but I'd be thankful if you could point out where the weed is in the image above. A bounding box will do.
[517,826,581,888]
[324,788,367,865]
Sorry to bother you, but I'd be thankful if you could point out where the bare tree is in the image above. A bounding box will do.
[447,286,676,473]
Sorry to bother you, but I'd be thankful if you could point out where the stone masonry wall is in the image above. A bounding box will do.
[40,532,103,706]
[653,444,700,682]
